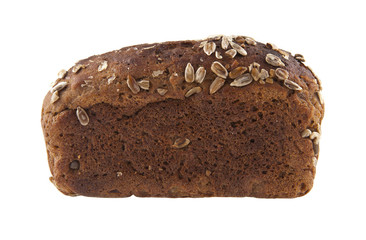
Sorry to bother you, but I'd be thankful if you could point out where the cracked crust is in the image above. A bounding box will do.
[41,35,324,198]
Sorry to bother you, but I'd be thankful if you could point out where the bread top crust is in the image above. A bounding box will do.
[42,35,324,118]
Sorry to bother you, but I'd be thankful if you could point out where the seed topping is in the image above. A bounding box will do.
[185,63,195,83]
[259,69,269,80]
[195,67,206,84]
[203,42,216,56]
[98,60,108,72]
[301,129,312,138]
[215,51,223,59]
[137,80,150,90]
[127,74,140,94]
[275,68,289,80]
[50,91,59,104]
[294,53,305,62]
[76,106,89,126]
[230,41,247,56]
[107,74,116,85]
[209,77,225,94]
[284,79,302,91]
[185,86,202,97]
[251,68,260,81]
[57,69,67,79]
[229,66,247,79]
[211,61,228,79]
[225,49,237,58]
[172,138,190,149]
[230,73,253,87]
[221,36,230,50]
[265,53,285,67]
[245,37,256,46]
[72,64,85,73]
[157,88,168,96]
[51,82,68,93]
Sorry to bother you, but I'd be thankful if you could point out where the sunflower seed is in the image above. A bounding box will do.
[152,70,164,77]
[203,42,216,56]
[58,69,67,79]
[72,64,85,73]
[209,34,222,40]
[185,86,202,97]
[127,74,140,94]
[265,78,274,84]
[230,41,247,56]
[230,73,253,87]
[269,69,276,78]
[50,91,59,104]
[310,131,320,141]
[265,54,285,67]
[301,129,312,138]
[316,91,324,105]
[107,74,116,85]
[249,62,260,72]
[235,36,245,44]
[284,79,302,91]
[98,60,108,72]
[225,49,237,58]
[221,36,230,50]
[275,68,289,80]
[142,45,156,50]
[251,68,260,81]
[76,106,89,126]
[312,157,318,167]
[209,77,225,94]
[276,49,290,60]
[215,51,223,59]
[157,88,168,96]
[195,67,206,84]
[245,37,257,46]
[259,69,269,80]
[172,138,190,149]
[229,66,247,79]
[51,82,68,93]
[185,63,195,83]
[199,41,208,48]
[294,54,305,62]
[137,80,150,90]
[266,42,278,50]
[211,61,228,79]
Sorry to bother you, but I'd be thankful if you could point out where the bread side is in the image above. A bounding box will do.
[41,35,324,198]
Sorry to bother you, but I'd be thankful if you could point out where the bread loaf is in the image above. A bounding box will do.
[41,35,324,198]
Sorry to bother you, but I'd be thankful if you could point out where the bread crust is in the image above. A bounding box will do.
[41,35,324,198]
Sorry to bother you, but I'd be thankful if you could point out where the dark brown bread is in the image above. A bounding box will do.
[41,35,324,198]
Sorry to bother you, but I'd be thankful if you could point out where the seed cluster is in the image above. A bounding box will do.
[301,128,321,165]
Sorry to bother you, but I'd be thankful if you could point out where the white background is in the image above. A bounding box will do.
[1,0,365,239]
